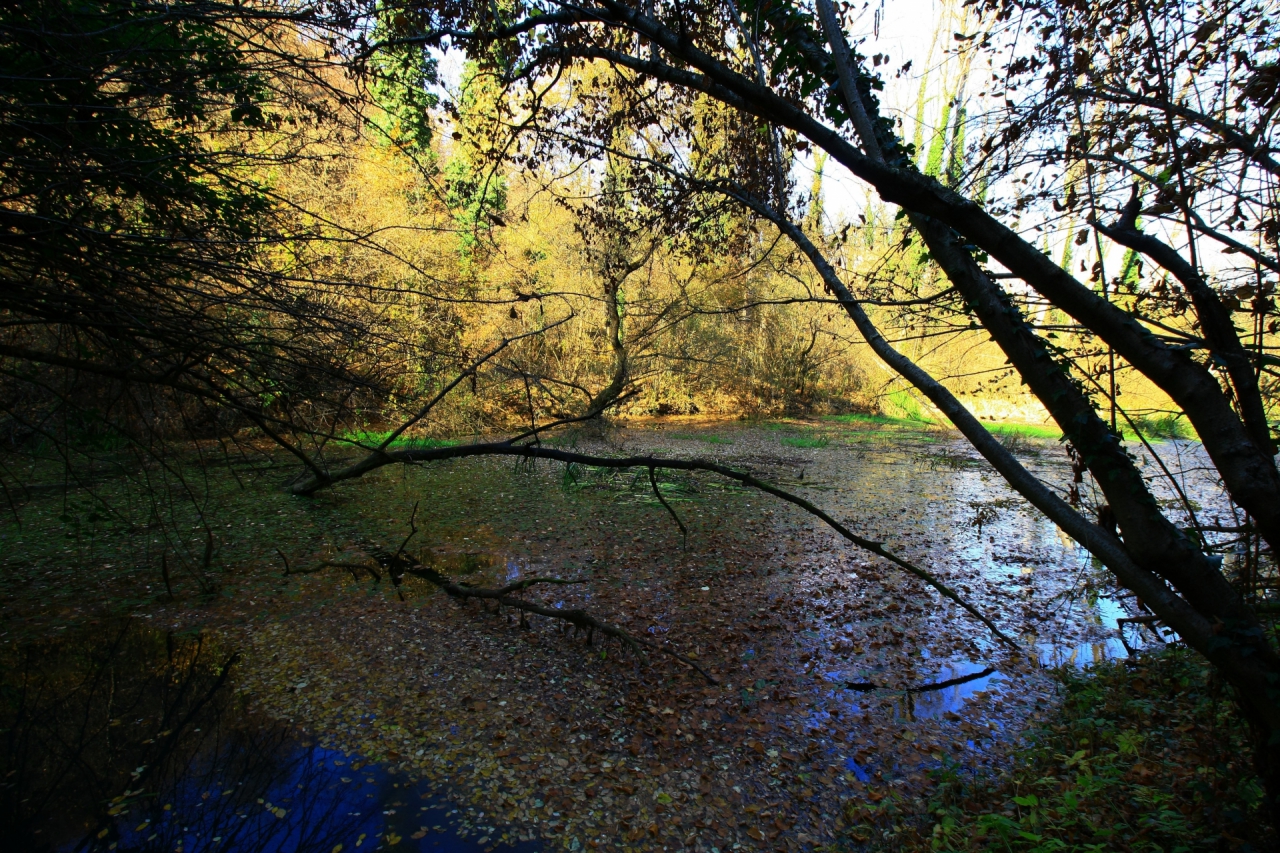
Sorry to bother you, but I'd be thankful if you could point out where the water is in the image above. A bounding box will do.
[821,658,1003,721]
[96,745,539,853]
[0,621,538,853]
[750,426,1223,792]
[1,424,1243,850]
[791,431,1226,672]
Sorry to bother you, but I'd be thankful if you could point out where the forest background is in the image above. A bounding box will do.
[3,0,1185,453]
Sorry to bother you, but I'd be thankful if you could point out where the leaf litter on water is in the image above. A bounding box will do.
[4,418,1215,850]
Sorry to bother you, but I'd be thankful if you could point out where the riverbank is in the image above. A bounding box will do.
[873,648,1271,852]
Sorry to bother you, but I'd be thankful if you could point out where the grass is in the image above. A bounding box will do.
[884,389,931,422]
[824,413,1197,447]
[1122,412,1199,442]
[845,647,1270,852]
[980,415,1200,444]
[339,430,461,450]
[983,421,1063,440]
[823,412,936,429]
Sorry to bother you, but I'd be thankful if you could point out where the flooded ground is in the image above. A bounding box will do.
[0,621,540,853]
[0,417,1239,851]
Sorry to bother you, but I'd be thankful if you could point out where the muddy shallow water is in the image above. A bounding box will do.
[0,418,1233,852]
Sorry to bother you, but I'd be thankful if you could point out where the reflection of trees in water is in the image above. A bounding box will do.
[114,737,376,853]
[0,621,367,853]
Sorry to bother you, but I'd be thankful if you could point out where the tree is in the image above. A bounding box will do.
[364,0,1280,816]
[0,0,472,485]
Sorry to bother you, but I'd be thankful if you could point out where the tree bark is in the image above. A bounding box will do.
[563,0,1280,558]
[554,0,1280,813]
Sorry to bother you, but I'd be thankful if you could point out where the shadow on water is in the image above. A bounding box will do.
[0,620,538,853]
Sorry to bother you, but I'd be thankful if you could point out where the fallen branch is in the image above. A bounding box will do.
[465,575,588,597]
[289,442,1020,651]
[1118,614,1169,652]
[648,464,687,541]
[282,558,382,583]
[846,666,996,693]
[280,542,719,684]
[403,560,718,683]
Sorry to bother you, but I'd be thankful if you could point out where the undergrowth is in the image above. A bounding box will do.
[339,430,460,450]
[1122,412,1198,442]
[824,412,933,429]
[985,421,1062,440]
[844,648,1271,852]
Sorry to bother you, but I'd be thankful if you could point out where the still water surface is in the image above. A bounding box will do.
[1,428,1229,851]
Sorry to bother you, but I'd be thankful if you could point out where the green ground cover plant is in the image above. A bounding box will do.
[845,648,1270,852]
[824,413,937,430]
[983,422,1063,440]
[1122,413,1199,442]
[339,431,462,450]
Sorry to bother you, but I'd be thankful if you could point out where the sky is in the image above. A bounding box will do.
[803,0,951,223]
[431,0,1079,272]
[436,0,952,223]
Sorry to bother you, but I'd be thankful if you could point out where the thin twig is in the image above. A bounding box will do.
[406,561,718,683]
[649,464,687,541]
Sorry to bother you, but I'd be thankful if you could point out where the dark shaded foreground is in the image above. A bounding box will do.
[0,424,1271,850]
[0,620,538,853]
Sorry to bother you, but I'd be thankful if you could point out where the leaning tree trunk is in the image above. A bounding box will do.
[384,0,1280,819]
[736,174,1280,819]
[803,4,1280,814]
